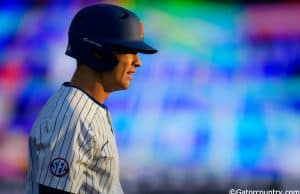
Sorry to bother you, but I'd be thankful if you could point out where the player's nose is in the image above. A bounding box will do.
[133,54,142,68]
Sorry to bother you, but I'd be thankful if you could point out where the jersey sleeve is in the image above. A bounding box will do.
[36,118,96,193]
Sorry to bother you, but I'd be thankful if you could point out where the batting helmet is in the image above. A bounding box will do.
[65,4,157,72]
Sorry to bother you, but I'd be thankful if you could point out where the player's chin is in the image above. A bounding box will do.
[121,81,131,90]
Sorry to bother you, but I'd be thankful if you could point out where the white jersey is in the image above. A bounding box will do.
[25,82,124,194]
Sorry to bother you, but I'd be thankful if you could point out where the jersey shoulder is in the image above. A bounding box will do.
[30,85,97,134]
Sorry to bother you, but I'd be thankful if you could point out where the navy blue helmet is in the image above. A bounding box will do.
[65,4,157,72]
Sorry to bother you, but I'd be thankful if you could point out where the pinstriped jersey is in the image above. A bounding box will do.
[25,82,124,194]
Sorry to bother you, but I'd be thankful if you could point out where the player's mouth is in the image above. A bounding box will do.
[127,71,135,79]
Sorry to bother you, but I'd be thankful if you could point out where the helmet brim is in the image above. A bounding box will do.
[117,40,158,54]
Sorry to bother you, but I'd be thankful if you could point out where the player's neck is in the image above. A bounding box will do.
[70,65,110,104]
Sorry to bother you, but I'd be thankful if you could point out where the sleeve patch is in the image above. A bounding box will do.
[49,158,70,177]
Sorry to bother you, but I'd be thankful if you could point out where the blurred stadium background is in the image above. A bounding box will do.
[0,0,300,193]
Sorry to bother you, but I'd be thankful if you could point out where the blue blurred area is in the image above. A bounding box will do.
[0,1,300,193]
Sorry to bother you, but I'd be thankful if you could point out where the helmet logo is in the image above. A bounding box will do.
[120,12,129,19]
[139,22,144,39]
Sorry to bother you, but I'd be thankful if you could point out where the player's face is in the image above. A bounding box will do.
[101,49,142,92]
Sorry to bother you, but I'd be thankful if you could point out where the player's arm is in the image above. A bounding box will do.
[39,184,72,194]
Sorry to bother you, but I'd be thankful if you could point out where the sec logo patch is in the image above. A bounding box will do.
[49,158,69,177]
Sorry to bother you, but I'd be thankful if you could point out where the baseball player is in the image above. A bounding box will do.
[25,4,157,194]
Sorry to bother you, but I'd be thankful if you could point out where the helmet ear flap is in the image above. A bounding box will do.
[66,39,118,72]
[87,44,119,72]
[92,48,104,60]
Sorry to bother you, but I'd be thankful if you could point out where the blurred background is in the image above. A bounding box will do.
[1,0,300,193]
